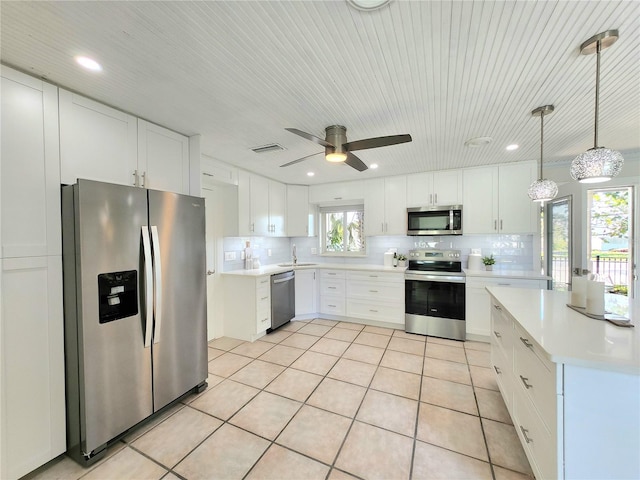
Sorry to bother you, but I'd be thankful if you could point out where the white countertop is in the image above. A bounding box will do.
[222,263,407,277]
[464,269,550,280]
[487,286,640,375]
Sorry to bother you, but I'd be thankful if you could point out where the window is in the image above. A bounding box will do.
[320,205,366,256]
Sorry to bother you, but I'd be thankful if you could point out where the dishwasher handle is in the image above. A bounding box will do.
[273,273,295,284]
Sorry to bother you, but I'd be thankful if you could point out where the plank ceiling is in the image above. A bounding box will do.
[1,1,639,185]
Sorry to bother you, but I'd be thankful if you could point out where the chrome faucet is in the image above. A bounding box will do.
[292,244,297,265]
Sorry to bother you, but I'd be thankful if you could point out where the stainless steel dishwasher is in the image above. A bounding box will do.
[269,270,295,332]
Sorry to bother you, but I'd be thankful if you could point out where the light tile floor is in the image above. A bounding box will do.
[27,319,534,480]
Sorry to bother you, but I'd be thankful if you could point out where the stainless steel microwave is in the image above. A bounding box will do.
[407,205,462,236]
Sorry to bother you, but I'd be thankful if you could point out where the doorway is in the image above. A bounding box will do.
[546,196,572,291]
[587,186,634,298]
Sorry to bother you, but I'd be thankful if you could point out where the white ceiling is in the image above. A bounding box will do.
[2,1,639,185]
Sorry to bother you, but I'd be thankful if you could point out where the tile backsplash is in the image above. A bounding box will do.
[223,234,537,271]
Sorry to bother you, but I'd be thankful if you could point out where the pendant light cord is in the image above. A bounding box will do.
[594,39,601,148]
[540,111,544,179]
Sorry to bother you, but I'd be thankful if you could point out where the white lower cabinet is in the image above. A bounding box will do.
[1,257,65,480]
[294,269,317,317]
[346,271,404,325]
[223,275,271,341]
[466,276,547,338]
[320,270,346,316]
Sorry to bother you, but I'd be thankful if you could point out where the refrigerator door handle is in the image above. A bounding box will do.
[141,226,153,348]
[151,225,163,344]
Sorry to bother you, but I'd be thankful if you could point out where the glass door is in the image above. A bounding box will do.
[546,196,572,291]
[587,187,634,298]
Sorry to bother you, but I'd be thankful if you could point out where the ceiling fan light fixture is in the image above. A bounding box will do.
[528,105,558,203]
[570,30,624,183]
[325,152,348,163]
[347,0,392,11]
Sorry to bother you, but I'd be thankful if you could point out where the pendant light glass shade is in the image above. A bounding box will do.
[570,30,624,183]
[528,105,558,203]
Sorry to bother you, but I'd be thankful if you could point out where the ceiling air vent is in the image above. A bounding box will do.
[250,143,285,154]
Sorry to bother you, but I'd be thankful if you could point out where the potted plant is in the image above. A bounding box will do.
[397,254,407,267]
[482,255,495,271]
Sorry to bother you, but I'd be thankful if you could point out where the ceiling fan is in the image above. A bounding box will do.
[281,125,412,172]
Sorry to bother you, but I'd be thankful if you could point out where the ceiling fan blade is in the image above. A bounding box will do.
[280,151,322,168]
[344,134,412,152]
[344,152,368,172]
[285,128,334,148]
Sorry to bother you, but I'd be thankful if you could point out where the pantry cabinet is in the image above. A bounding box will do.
[238,171,286,236]
[406,170,462,207]
[59,90,190,194]
[1,67,65,480]
[462,162,537,234]
[364,176,407,235]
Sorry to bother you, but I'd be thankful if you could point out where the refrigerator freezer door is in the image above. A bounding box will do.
[72,180,153,454]
[148,189,208,411]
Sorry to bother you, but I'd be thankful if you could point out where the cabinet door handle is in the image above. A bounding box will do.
[493,365,501,375]
[493,330,501,338]
[493,304,502,310]
[519,375,533,389]
[519,337,534,349]
[497,283,511,286]
[494,220,498,231]
[328,304,336,308]
[328,286,337,289]
[369,290,378,293]
[429,194,433,204]
[500,219,503,230]
[141,171,147,188]
[369,275,378,278]
[133,170,139,187]
[261,296,268,301]
[434,193,438,204]
[520,426,533,444]
[369,309,378,313]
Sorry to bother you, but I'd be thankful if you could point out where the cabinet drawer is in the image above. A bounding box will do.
[347,299,403,324]
[513,389,557,480]
[320,295,345,315]
[321,279,345,296]
[321,269,346,280]
[347,271,404,284]
[256,276,270,288]
[490,303,512,353]
[468,277,546,289]
[491,345,513,412]
[513,323,556,432]
[256,310,271,331]
[348,281,404,303]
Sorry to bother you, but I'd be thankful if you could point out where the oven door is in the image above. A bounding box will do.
[405,274,466,340]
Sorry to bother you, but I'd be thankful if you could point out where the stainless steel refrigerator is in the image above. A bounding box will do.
[61,179,208,466]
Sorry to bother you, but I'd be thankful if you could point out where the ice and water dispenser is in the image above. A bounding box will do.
[97,270,138,323]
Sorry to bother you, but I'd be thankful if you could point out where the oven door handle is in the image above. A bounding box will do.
[405,273,466,283]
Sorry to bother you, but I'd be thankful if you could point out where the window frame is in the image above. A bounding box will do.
[319,204,366,257]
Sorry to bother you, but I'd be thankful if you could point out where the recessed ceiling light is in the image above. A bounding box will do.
[307,172,315,177]
[370,163,379,169]
[506,144,519,151]
[464,136,492,148]
[75,56,102,72]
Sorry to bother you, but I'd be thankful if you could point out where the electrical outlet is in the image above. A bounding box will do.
[224,251,237,261]
[268,249,272,257]
[240,251,245,260]
[311,248,317,255]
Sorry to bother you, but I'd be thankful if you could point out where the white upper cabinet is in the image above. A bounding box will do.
[308,180,364,205]
[237,171,286,237]
[59,89,138,186]
[463,162,537,234]
[137,119,189,194]
[1,68,61,258]
[286,185,315,237]
[364,175,407,236]
[406,170,462,207]
[60,90,190,194]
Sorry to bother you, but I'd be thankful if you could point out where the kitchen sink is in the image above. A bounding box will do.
[277,262,318,267]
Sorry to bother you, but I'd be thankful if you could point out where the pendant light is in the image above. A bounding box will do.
[570,30,624,183]
[528,105,558,203]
